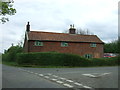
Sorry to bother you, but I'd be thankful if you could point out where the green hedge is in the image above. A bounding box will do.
[16,52,90,67]
[3,51,118,67]
[2,45,23,62]
[89,57,118,66]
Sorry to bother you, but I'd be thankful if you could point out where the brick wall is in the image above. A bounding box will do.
[26,40,103,58]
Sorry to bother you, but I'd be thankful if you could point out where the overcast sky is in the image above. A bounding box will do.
[0,0,119,53]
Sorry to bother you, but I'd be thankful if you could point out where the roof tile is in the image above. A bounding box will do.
[28,31,103,43]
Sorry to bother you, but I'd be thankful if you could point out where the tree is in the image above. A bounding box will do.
[0,0,16,24]
[3,45,23,62]
[76,28,94,35]
[63,27,94,35]
[104,40,119,53]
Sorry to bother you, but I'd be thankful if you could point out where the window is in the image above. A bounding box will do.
[61,42,68,47]
[84,54,93,59]
[34,41,43,46]
[90,43,96,47]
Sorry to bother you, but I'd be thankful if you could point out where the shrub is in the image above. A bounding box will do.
[2,45,23,62]
[16,52,90,67]
[90,57,118,66]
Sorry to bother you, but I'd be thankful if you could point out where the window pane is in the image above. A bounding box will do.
[34,41,43,46]
[84,54,93,58]
[90,43,96,47]
[61,42,68,47]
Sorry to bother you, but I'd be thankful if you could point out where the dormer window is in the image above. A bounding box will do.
[34,41,43,46]
[61,42,68,47]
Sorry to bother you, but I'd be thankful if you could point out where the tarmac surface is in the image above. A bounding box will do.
[2,64,119,89]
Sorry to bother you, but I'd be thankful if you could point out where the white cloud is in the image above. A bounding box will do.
[0,0,119,53]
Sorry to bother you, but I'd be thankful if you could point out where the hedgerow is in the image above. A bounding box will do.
[2,51,118,67]
[16,52,90,67]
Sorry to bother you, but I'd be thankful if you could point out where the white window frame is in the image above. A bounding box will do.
[61,42,68,47]
[34,41,43,46]
[84,54,93,59]
[90,43,96,47]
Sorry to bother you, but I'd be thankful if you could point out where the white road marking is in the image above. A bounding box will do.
[66,80,74,82]
[63,83,73,88]
[47,73,52,75]
[44,76,49,79]
[53,75,58,77]
[83,85,92,89]
[51,79,57,81]
[39,74,44,76]
[82,72,111,78]
[34,73,38,75]
[100,73,111,76]
[19,69,94,89]
[60,78,66,80]
[74,82,83,86]
[82,74,97,77]
[56,81,63,84]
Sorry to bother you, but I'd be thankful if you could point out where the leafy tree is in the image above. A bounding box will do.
[0,0,16,24]
[3,45,23,62]
[104,40,119,53]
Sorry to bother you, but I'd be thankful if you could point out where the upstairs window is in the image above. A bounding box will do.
[61,42,68,47]
[90,43,96,47]
[34,41,43,46]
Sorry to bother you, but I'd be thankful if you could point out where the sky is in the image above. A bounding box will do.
[0,0,119,53]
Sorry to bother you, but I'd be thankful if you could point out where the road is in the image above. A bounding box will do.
[2,64,119,89]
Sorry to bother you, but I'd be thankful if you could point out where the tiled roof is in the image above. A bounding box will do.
[28,31,104,43]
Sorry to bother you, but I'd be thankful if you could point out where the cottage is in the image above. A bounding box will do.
[23,22,104,58]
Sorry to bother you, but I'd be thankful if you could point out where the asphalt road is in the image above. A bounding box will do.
[2,64,119,89]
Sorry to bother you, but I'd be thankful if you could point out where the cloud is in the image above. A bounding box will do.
[0,0,119,53]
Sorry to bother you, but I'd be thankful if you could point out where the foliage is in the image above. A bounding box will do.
[2,45,23,62]
[2,44,118,67]
[63,27,94,35]
[0,1,16,23]
[104,40,119,53]
[16,52,118,67]
[89,57,118,66]
[16,52,90,67]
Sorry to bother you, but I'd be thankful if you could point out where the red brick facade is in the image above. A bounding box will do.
[23,22,104,58]
[24,40,103,58]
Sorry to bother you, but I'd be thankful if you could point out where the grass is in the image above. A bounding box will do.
[2,61,118,68]
[2,61,18,67]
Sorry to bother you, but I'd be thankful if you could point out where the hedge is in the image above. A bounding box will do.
[16,52,90,67]
[3,52,118,67]
[89,57,118,66]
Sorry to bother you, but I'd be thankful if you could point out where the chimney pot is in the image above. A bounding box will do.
[69,24,76,34]
[26,22,30,32]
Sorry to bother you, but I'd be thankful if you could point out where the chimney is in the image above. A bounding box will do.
[26,22,30,32]
[69,24,76,34]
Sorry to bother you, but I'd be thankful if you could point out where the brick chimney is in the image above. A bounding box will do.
[26,22,30,32]
[69,24,76,34]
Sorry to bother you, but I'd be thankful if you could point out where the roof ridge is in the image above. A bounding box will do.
[28,31,103,43]
[30,31,96,36]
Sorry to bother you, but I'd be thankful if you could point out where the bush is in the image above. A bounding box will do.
[16,52,90,67]
[2,45,23,62]
[90,57,118,66]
